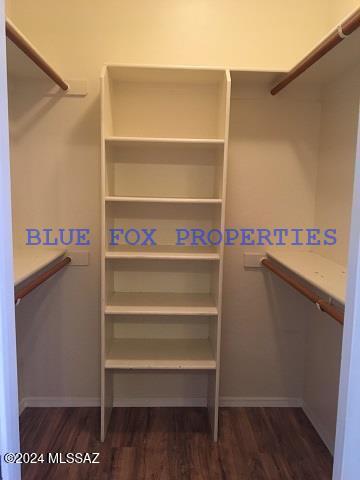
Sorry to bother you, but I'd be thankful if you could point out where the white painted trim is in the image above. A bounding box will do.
[18,398,27,415]
[20,395,302,409]
[20,397,100,409]
[303,403,334,454]
[20,396,207,408]
[114,397,207,407]
[220,396,303,408]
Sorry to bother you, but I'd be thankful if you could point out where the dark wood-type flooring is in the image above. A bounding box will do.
[20,407,333,480]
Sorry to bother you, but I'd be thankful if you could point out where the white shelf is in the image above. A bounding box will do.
[106,246,220,261]
[102,66,227,139]
[266,249,346,304]
[105,136,224,145]
[13,248,67,287]
[105,64,226,82]
[105,338,216,370]
[105,195,222,204]
[105,292,218,316]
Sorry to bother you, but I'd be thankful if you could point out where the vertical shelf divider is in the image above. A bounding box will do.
[207,70,231,440]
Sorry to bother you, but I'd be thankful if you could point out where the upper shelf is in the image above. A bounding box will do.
[265,249,346,305]
[6,18,68,90]
[101,65,229,140]
[13,247,67,287]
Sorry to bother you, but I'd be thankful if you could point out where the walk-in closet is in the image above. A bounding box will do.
[1,2,360,480]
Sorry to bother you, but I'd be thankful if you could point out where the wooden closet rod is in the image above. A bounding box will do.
[261,258,344,325]
[15,256,71,305]
[6,19,69,91]
[271,7,360,95]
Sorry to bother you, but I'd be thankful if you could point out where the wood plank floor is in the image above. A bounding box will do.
[20,407,333,480]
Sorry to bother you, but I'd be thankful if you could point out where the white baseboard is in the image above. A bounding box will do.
[114,397,207,407]
[19,397,27,415]
[303,402,334,454]
[20,396,206,409]
[19,395,302,409]
[220,396,303,408]
[20,397,100,410]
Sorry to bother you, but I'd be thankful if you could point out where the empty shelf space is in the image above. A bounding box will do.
[105,201,221,248]
[106,245,220,260]
[102,66,228,139]
[13,248,67,287]
[105,338,216,370]
[105,196,222,204]
[105,140,224,198]
[105,292,218,316]
[265,249,346,304]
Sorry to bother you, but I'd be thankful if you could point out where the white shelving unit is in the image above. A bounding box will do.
[101,65,231,441]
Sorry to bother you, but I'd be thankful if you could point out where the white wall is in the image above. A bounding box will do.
[223,90,321,402]
[333,95,360,480]
[302,67,360,453]
[7,0,357,415]
[315,69,360,266]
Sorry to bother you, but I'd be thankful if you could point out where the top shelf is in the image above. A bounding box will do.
[102,65,229,140]
[6,18,68,90]
[104,64,227,84]
[265,249,347,305]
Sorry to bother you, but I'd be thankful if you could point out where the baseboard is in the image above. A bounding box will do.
[221,396,303,407]
[114,397,207,407]
[20,396,207,408]
[19,397,27,415]
[20,397,100,409]
[19,395,302,409]
[302,402,334,454]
